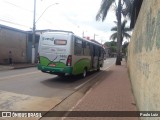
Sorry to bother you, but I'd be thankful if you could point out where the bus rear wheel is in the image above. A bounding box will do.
[82,68,87,78]
[58,73,65,77]
[97,67,100,72]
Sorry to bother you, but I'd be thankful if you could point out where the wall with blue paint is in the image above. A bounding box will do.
[128,0,160,117]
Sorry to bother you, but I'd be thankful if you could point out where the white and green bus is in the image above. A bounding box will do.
[37,30,105,78]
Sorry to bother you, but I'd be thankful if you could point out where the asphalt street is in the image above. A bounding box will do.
[0,58,115,117]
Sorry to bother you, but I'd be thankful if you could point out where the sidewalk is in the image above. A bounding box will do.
[0,63,36,71]
[63,61,138,120]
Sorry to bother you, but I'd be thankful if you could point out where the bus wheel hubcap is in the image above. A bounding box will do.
[83,69,86,77]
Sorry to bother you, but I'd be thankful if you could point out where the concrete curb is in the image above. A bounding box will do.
[13,65,36,69]
[0,64,36,71]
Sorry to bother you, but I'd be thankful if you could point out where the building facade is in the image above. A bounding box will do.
[0,24,39,64]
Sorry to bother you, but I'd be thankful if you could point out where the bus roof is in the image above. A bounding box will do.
[41,30,104,48]
[74,34,103,48]
[42,30,74,34]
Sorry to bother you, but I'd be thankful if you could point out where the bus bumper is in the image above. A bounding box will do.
[37,64,72,74]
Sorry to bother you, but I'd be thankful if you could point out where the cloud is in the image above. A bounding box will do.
[0,0,117,43]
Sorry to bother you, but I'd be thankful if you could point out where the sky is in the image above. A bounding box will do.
[0,0,122,44]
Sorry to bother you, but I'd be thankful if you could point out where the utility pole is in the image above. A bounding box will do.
[32,1,59,64]
[32,0,36,64]
[82,31,84,38]
[94,33,98,40]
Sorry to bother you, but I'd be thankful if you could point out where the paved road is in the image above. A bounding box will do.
[0,58,115,113]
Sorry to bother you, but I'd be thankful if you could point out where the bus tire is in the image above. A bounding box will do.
[82,68,87,78]
[58,73,65,77]
[97,68,100,71]
[41,70,47,73]
[97,65,101,72]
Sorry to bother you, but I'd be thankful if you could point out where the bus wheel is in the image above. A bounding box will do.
[82,68,87,78]
[97,67,100,72]
[58,73,65,77]
[41,70,47,73]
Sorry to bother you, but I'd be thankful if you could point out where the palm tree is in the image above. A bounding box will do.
[110,20,131,44]
[96,0,133,65]
[110,20,131,61]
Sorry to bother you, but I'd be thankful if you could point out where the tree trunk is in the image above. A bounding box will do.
[116,0,122,65]
[120,35,123,61]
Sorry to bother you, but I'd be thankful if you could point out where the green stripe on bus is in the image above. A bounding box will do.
[40,56,50,66]
[37,64,72,74]
[49,61,66,67]
[40,56,66,67]
[73,58,91,75]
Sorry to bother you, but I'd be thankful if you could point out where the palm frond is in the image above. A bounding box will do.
[96,0,115,21]
[122,0,133,18]
[113,21,117,24]
[110,19,131,42]
[123,32,131,39]
[110,32,117,41]
[121,20,127,29]
[111,26,117,31]
[124,27,131,32]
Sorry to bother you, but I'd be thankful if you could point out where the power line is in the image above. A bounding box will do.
[0,18,31,29]
[3,0,33,13]
[0,0,58,30]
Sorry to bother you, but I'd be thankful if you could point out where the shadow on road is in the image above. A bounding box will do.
[40,71,98,88]
[41,69,113,90]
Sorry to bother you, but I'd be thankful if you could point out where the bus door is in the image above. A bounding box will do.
[93,46,99,69]
[99,48,105,66]
[90,44,99,69]
[90,44,94,68]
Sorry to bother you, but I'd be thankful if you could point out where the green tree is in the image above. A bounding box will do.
[104,41,117,57]
[96,0,133,65]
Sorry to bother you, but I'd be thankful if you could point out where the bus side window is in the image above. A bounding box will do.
[82,41,86,48]
[74,38,82,55]
[100,48,105,58]
[99,47,101,57]
[94,46,99,57]
[90,44,94,56]
[82,41,85,55]
[87,42,91,56]
[83,41,90,56]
